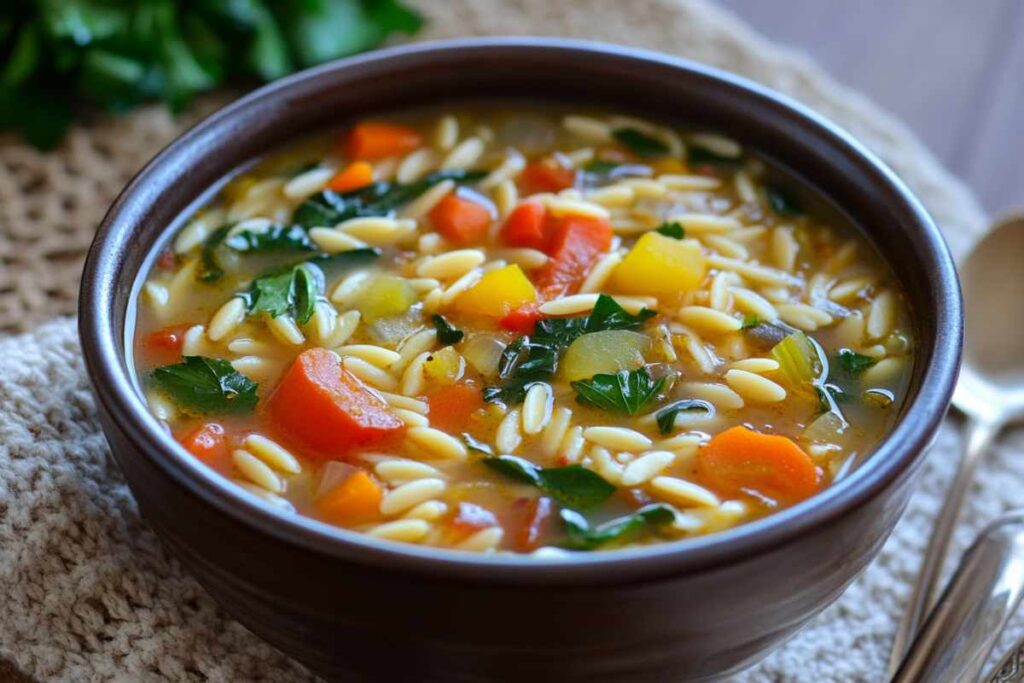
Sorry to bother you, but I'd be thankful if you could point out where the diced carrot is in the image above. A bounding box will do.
[696,426,820,507]
[532,215,613,297]
[327,161,374,192]
[141,325,188,366]
[426,381,484,433]
[499,303,543,335]
[178,422,230,469]
[515,496,555,552]
[448,502,499,541]
[500,201,549,250]
[429,193,493,244]
[317,470,383,525]
[345,122,423,161]
[519,161,576,195]
[265,348,405,460]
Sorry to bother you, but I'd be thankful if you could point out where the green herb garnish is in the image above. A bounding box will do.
[199,225,231,282]
[560,504,675,550]
[765,184,804,216]
[431,314,464,345]
[740,314,762,330]
[655,221,685,239]
[687,146,741,166]
[482,456,616,510]
[655,399,714,434]
[836,349,877,377]
[224,225,316,253]
[612,127,669,158]
[152,356,258,415]
[1,0,423,149]
[571,367,666,415]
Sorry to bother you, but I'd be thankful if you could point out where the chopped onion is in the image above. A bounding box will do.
[462,334,506,378]
[315,461,357,499]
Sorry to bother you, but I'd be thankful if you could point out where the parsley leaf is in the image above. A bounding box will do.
[655,399,714,434]
[836,349,877,377]
[152,356,258,415]
[655,221,685,239]
[612,127,669,158]
[571,368,666,415]
[482,456,616,510]
[431,314,464,345]
[199,225,231,283]
[687,145,741,166]
[741,314,762,330]
[765,184,804,216]
[560,504,675,550]
[580,160,651,185]
[224,224,316,253]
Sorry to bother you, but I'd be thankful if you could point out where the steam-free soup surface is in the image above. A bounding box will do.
[135,106,913,554]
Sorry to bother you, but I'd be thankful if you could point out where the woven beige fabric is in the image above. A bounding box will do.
[0,0,1003,681]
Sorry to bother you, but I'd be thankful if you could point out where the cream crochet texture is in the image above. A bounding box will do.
[1,0,1013,680]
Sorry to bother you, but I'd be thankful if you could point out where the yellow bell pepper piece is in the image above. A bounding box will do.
[454,264,537,317]
[609,233,706,297]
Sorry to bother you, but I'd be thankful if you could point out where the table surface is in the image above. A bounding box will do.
[721,0,1024,219]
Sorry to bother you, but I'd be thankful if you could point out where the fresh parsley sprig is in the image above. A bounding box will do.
[151,355,258,415]
[482,455,616,510]
[571,367,666,415]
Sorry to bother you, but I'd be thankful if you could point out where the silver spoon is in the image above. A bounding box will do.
[888,214,1024,674]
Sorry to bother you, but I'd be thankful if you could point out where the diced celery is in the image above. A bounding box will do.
[771,332,819,386]
[355,275,417,322]
[560,330,651,381]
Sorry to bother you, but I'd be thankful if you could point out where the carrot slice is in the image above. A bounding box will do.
[317,470,383,525]
[519,161,575,195]
[515,496,555,552]
[327,161,374,192]
[500,201,548,250]
[696,426,820,506]
[499,303,543,335]
[429,193,492,244]
[448,502,499,541]
[345,122,423,161]
[265,348,405,460]
[178,422,230,469]
[532,215,613,297]
[426,381,484,433]
[141,325,188,366]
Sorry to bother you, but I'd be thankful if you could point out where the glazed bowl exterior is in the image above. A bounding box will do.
[79,38,961,682]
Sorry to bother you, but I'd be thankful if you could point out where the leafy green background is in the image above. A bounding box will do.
[0,0,422,148]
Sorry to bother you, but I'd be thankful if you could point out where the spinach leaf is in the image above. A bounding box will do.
[580,160,651,185]
[225,224,316,253]
[304,247,382,279]
[816,383,849,413]
[584,294,656,333]
[199,225,231,283]
[560,504,675,550]
[482,456,616,510]
[836,349,877,376]
[688,145,741,166]
[612,127,669,158]
[655,399,714,434]
[655,221,685,239]
[431,313,464,345]
[765,184,804,216]
[151,356,258,415]
[571,368,666,415]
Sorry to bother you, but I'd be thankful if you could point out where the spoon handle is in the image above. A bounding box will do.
[887,416,1003,674]
[890,510,1024,683]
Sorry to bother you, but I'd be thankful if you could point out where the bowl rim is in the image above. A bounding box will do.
[79,36,962,586]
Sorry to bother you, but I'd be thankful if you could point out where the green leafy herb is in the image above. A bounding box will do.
[836,349,877,376]
[151,356,258,415]
[816,383,849,413]
[571,368,666,415]
[582,160,623,174]
[655,221,685,239]
[765,184,804,216]
[1,0,423,149]
[741,314,762,330]
[431,314,464,345]
[462,433,493,455]
[224,224,316,253]
[612,127,669,158]
[483,295,656,405]
[687,145,741,166]
[655,399,714,434]
[292,170,485,228]
[580,160,651,185]
[482,456,616,510]
[560,504,675,550]
[199,225,231,282]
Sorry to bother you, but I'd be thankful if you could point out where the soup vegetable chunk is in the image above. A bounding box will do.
[135,108,913,554]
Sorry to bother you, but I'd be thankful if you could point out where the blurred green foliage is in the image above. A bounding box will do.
[0,0,422,148]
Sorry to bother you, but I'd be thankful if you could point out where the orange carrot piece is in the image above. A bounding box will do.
[317,470,383,525]
[515,496,554,552]
[519,161,576,195]
[426,381,484,433]
[532,215,613,297]
[345,122,423,161]
[696,426,820,506]
[429,193,492,244]
[265,348,405,460]
[448,502,499,541]
[500,201,548,250]
[141,325,187,366]
[327,161,374,192]
[178,422,230,469]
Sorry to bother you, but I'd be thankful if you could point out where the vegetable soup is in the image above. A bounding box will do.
[135,107,913,554]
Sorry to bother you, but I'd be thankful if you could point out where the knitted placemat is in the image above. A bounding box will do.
[0,0,1006,681]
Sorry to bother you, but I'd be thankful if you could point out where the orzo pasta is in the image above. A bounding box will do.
[134,107,913,554]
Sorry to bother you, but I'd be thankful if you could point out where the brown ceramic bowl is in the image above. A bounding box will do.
[79,38,961,681]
